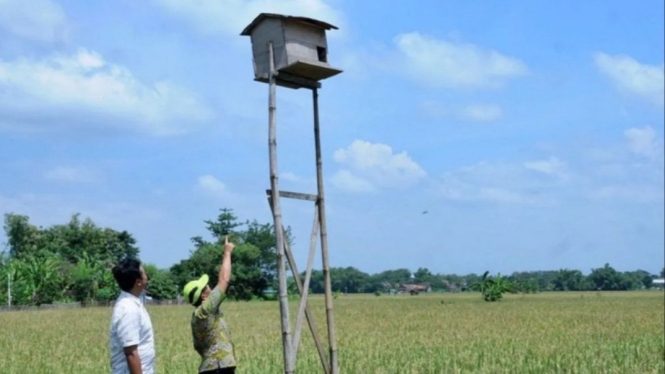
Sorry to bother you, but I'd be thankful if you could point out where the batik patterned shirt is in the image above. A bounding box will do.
[191,286,237,371]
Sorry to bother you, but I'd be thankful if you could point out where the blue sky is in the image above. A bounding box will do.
[0,0,663,276]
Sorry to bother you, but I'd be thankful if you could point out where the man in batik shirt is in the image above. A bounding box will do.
[183,236,237,373]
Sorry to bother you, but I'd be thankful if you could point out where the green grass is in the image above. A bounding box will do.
[1,291,663,373]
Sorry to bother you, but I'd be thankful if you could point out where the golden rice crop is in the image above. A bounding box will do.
[0,291,663,373]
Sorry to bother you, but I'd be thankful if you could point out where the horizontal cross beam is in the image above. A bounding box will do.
[266,189,318,202]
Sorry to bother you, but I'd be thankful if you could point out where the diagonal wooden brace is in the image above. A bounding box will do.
[268,197,331,374]
[291,204,320,364]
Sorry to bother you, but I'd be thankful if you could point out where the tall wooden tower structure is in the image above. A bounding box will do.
[241,13,343,374]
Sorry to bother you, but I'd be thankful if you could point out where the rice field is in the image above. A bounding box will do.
[0,291,663,374]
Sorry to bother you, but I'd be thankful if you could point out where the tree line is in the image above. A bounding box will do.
[1,209,663,306]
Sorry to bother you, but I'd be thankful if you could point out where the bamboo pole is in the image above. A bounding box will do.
[312,87,338,374]
[268,41,294,374]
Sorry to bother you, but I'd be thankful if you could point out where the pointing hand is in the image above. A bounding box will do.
[224,235,235,254]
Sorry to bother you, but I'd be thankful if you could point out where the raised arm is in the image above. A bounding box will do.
[217,235,234,293]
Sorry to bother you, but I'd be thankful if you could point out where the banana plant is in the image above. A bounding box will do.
[470,271,513,302]
[12,255,61,305]
[72,251,107,301]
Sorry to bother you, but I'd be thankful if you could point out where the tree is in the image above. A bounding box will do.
[1,212,143,305]
[512,278,539,294]
[588,263,623,291]
[470,271,513,302]
[373,268,412,286]
[553,269,588,291]
[413,268,433,284]
[12,254,67,305]
[144,264,178,300]
[3,213,139,266]
[70,251,104,302]
[44,214,139,263]
[170,241,221,291]
[96,270,120,302]
[170,208,288,301]
[333,267,372,293]
[204,208,243,240]
[3,214,43,259]
[622,270,653,290]
[302,270,325,294]
[470,271,493,300]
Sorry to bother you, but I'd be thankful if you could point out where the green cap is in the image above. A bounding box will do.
[183,274,209,305]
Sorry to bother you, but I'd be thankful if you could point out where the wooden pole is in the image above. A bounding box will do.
[268,41,294,374]
[313,87,339,374]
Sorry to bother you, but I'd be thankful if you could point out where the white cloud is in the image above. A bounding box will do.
[152,0,343,37]
[524,156,568,180]
[419,101,503,122]
[594,52,664,106]
[393,32,528,89]
[590,185,663,204]
[281,172,303,182]
[198,175,228,195]
[197,174,249,203]
[460,104,503,122]
[0,191,168,269]
[0,49,214,136]
[440,182,548,206]
[478,187,537,204]
[331,170,375,193]
[0,191,164,231]
[332,140,426,192]
[0,192,29,214]
[437,161,555,206]
[435,127,664,206]
[195,175,264,217]
[279,171,316,185]
[624,126,662,160]
[0,0,69,42]
[418,100,450,119]
[277,172,317,192]
[44,167,99,184]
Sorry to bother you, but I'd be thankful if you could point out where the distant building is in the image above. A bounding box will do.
[652,278,665,289]
[396,283,431,294]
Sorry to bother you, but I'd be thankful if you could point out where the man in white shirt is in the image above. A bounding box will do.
[109,258,155,374]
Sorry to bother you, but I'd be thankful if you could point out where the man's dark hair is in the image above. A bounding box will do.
[112,257,142,292]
